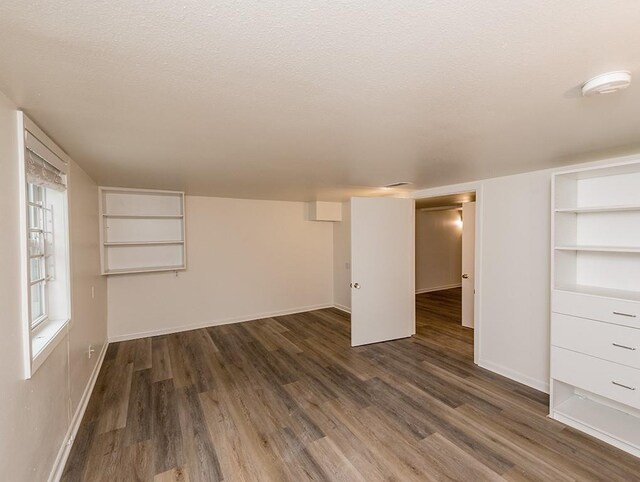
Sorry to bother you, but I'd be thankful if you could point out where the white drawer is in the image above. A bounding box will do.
[552,346,640,409]
[552,313,640,369]
[553,290,640,329]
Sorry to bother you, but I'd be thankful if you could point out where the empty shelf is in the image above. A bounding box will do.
[555,205,640,214]
[553,395,640,450]
[554,284,640,302]
[103,214,183,219]
[104,240,184,246]
[555,245,640,253]
[104,265,186,275]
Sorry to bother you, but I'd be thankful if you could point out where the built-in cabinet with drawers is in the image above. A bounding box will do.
[550,160,640,457]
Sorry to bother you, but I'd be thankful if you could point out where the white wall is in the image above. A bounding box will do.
[108,196,334,340]
[68,162,109,411]
[476,170,552,391]
[333,201,351,311]
[0,90,107,481]
[415,209,462,293]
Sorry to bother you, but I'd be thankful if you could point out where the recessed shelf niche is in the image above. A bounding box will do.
[99,187,186,275]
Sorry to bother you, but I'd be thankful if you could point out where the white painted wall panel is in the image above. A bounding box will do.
[479,170,552,389]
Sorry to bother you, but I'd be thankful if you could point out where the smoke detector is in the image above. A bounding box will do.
[582,71,631,96]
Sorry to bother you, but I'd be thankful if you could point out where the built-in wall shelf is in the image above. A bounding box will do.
[104,240,184,246]
[554,284,640,303]
[104,265,185,275]
[555,205,640,214]
[555,245,640,253]
[103,214,184,219]
[550,159,640,458]
[99,187,186,275]
[553,396,640,457]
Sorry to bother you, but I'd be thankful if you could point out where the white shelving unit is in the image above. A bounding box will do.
[550,160,640,458]
[99,187,186,275]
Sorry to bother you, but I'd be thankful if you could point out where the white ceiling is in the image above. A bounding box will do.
[1,1,639,201]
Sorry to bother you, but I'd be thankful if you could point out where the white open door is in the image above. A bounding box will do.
[351,197,415,346]
[461,202,476,328]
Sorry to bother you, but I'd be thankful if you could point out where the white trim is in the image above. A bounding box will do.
[23,114,72,166]
[47,341,109,482]
[17,112,32,378]
[333,303,351,314]
[415,283,462,294]
[413,180,483,201]
[108,303,334,342]
[31,319,69,375]
[478,358,549,393]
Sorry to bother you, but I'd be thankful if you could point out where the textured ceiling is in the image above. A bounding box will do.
[1,1,639,201]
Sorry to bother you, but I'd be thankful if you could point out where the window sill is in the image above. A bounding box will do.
[31,318,69,375]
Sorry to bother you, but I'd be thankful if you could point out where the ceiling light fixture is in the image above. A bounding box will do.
[581,71,631,96]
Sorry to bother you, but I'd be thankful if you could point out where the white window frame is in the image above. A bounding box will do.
[28,183,54,329]
[18,112,72,379]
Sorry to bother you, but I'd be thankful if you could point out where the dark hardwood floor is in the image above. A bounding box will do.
[62,288,640,481]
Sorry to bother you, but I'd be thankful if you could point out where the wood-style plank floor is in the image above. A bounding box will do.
[63,288,640,481]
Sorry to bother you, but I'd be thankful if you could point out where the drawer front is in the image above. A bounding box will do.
[553,291,640,329]
[552,313,640,369]
[552,346,640,409]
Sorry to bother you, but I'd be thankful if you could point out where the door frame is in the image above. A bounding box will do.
[413,183,483,365]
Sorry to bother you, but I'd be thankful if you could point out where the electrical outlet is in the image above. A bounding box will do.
[88,345,95,359]
[91,286,95,299]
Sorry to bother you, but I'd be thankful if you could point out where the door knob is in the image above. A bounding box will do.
[350,282,361,289]
[462,274,469,279]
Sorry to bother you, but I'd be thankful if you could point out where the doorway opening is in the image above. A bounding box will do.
[415,191,477,362]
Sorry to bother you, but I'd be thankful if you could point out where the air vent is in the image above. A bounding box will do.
[383,181,411,188]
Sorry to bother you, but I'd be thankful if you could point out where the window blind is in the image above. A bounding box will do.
[25,131,67,191]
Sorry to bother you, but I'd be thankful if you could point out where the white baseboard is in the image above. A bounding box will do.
[48,341,109,482]
[478,358,549,393]
[333,303,351,314]
[108,303,334,342]
[415,283,462,294]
